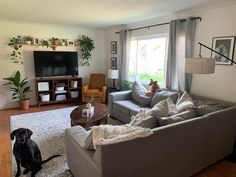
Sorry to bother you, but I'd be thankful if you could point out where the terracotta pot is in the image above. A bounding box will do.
[19,99,30,110]
[53,39,60,46]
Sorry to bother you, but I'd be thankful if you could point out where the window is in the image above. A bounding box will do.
[128,34,168,86]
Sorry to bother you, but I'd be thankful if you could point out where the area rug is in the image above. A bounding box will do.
[10,106,121,177]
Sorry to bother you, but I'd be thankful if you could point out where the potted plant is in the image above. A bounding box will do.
[41,40,49,48]
[50,37,60,46]
[24,36,33,45]
[78,35,95,66]
[61,38,67,46]
[8,36,23,64]
[3,70,31,110]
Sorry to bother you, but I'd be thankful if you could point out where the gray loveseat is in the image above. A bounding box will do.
[65,90,236,177]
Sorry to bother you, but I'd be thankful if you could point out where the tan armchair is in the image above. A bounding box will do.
[82,74,107,103]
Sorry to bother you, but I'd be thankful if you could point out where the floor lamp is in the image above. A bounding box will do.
[108,69,119,88]
[185,42,236,74]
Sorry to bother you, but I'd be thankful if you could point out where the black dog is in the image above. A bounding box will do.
[11,128,61,177]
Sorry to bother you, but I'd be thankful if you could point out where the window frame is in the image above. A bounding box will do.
[128,33,169,87]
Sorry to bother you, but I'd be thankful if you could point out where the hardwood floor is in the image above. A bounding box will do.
[0,104,236,177]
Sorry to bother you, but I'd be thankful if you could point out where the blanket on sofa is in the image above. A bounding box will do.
[92,124,153,148]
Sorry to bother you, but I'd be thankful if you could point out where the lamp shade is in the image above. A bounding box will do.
[185,58,215,74]
[108,69,119,79]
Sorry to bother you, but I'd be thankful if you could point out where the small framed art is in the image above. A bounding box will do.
[211,36,235,65]
[111,57,117,69]
[68,40,75,46]
[111,41,117,54]
[33,38,40,45]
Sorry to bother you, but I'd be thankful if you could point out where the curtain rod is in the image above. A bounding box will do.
[115,17,201,34]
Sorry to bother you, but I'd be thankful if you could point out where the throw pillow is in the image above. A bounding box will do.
[166,97,178,115]
[176,91,194,112]
[150,90,179,107]
[132,80,152,106]
[84,130,94,150]
[130,110,157,129]
[146,99,169,118]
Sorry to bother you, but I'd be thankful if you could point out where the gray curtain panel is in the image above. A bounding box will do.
[165,17,196,92]
[119,29,131,87]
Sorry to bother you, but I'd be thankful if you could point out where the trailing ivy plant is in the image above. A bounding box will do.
[78,35,95,66]
[8,36,23,64]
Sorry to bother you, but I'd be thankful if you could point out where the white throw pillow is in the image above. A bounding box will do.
[176,91,194,112]
[166,97,178,115]
[146,99,169,118]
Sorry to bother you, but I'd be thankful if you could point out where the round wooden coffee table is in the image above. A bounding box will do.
[70,103,108,128]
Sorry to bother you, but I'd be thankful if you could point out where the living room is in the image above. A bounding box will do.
[0,0,236,177]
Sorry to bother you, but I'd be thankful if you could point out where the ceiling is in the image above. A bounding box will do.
[0,0,234,28]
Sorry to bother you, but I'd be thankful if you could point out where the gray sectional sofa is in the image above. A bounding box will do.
[108,90,179,123]
[65,90,236,177]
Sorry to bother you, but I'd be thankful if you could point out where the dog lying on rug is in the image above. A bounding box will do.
[11,128,61,177]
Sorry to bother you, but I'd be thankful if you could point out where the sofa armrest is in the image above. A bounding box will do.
[108,90,132,112]
[109,90,132,102]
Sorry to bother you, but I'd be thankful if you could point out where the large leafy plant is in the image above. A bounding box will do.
[3,71,30,101]
[78,35,95,66]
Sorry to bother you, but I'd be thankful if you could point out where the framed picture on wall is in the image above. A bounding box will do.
[111,41,117,54]
[211,36,235,65]
[111,57,117,69]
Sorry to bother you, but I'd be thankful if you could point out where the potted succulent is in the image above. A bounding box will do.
[41,40,49,48]
[61,38,67,46]
[8,36,23,64]
[78,35,95,66]
[24,36,33,45]
[3,70,31,110]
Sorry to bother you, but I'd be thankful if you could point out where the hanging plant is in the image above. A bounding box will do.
[78,35,95,66]
[8,36,23,64]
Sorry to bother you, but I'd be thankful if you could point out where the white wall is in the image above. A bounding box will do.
[107,2,236,103]
[0,20,106,109]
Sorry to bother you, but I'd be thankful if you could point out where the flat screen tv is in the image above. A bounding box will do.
[34,51,79,77]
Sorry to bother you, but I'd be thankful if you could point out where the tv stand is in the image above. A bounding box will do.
[35,77,82,106]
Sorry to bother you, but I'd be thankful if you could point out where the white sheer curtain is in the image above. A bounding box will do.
[165,17,196,92]
[118,29,131,87]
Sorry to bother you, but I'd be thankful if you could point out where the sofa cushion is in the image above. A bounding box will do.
[113,100,141,114]
[129,107,151,117]
[132,80,152,106]
[176,91,194,112]
[150,90,179,107]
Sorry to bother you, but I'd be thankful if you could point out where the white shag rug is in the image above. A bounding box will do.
[10,107,76,177]
[10,106,122,177]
